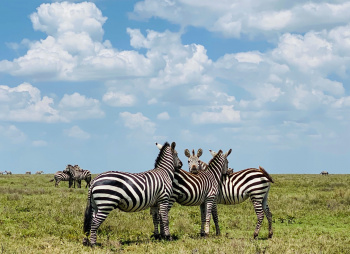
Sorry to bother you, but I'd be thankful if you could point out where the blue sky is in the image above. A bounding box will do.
[1,1,350,174]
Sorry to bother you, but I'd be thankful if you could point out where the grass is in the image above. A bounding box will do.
[0,174,349,253]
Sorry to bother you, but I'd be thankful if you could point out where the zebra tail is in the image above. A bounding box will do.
[83,189,93,236]
[259,166,274,183]
[49,179,54,182]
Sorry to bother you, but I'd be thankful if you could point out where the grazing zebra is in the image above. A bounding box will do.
[321,171,329,175]
[153,143,227,237]
[25,171,31,175]
[83,142,182,246]
[63,165,91,188]
[188,148,274,239]
[50,171,74,187]
[36,171,44,174]
[5,170,12,175]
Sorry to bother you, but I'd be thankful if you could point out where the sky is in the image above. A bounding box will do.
[1,0,350,174]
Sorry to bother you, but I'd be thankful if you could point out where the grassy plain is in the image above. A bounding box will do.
[0,174,349,254]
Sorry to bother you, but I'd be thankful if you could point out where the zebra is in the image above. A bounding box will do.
[0,171,3,175]
[320,171,329,175]
[5,170,12,175]
[50,171,74,187]
[63,165,91,188]
[25,171,31,175]
[188,148,274,239]
[36,171,44,174]
[153,143,227,238]
[83,142,183,246]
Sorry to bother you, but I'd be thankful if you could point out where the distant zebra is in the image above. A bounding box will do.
[36,171,44,174]
[50,171,73,187]
[321,171,329,175]
[188,148,274,239]
[63,165,91,188]
[83,142,182,246]
[0,171,3,175]
[5,170,12,175]
[152,143,227,237]
[25,171,31,175]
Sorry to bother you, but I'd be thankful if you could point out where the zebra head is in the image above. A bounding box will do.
[184,148,203,174]
[155,142,183,170]
[209,149,232,175]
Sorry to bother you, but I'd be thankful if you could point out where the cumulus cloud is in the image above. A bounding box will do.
[64,125,91,139]
[192,105,240,124]
[119,112,156,134]
[58,92,105,121]
[157,112,170,120]
[0,83,104,123]
[0,83,60,122]
[131,1,350,38]
[103,91,136,107]
[0,125,26,144]
[0,2,153,81]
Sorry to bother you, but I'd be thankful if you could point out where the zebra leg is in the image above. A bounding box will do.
[211,202,221,236]
[252,200,264,239]
[262,190,273,238]
[200,202,206,236]
[89,209,111,246]
[150,206,161,240]
[158,203,172,240]
[203,199,214,236]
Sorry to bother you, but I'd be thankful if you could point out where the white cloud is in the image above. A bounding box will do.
[192,105,240,124]
[64,125,91,139]
[32,140,48,147]
[131,1,350,38]
[0,125,26,144]
[0,83,60,122]
[119,112,156,134]
[58,92,105,120]
[157,112,170,120]
[0,2,153,81]
[103,91,136,107]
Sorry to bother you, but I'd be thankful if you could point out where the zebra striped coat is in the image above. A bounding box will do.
[50,171,73,187]
[189,149,274,239]
[83,142,182,246]
[153,144,227,237]
[63,165,91,188]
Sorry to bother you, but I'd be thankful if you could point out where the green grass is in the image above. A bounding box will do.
[0,174,349,253]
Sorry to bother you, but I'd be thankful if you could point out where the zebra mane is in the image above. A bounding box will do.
[154,142,170,169]
[207,149,223,170]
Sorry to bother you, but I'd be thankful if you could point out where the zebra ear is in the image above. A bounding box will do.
[184,149,191,158]
[209,149,217,157]
[155,142,163,150]
[197,148,203,158]
[225,149,232,157]
[171,142,176,151]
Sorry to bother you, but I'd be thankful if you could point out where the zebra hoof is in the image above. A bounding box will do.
[151,233,161,240]
[164,235,173,241]
[200,233,209,238]
[268,232,273,238]
[83,238,90,246]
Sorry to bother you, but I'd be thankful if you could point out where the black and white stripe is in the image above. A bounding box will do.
[83,142,182,246]
[153,144,227,237]
[189,149,274,239]
[63,165,91,188]
[50,171,73,187]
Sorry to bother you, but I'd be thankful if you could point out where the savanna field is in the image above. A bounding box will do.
[0,174,349,254]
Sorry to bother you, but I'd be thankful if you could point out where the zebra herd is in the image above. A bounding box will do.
[82,142,274,247]
[50,165,91,188]
[0,170,12,175]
